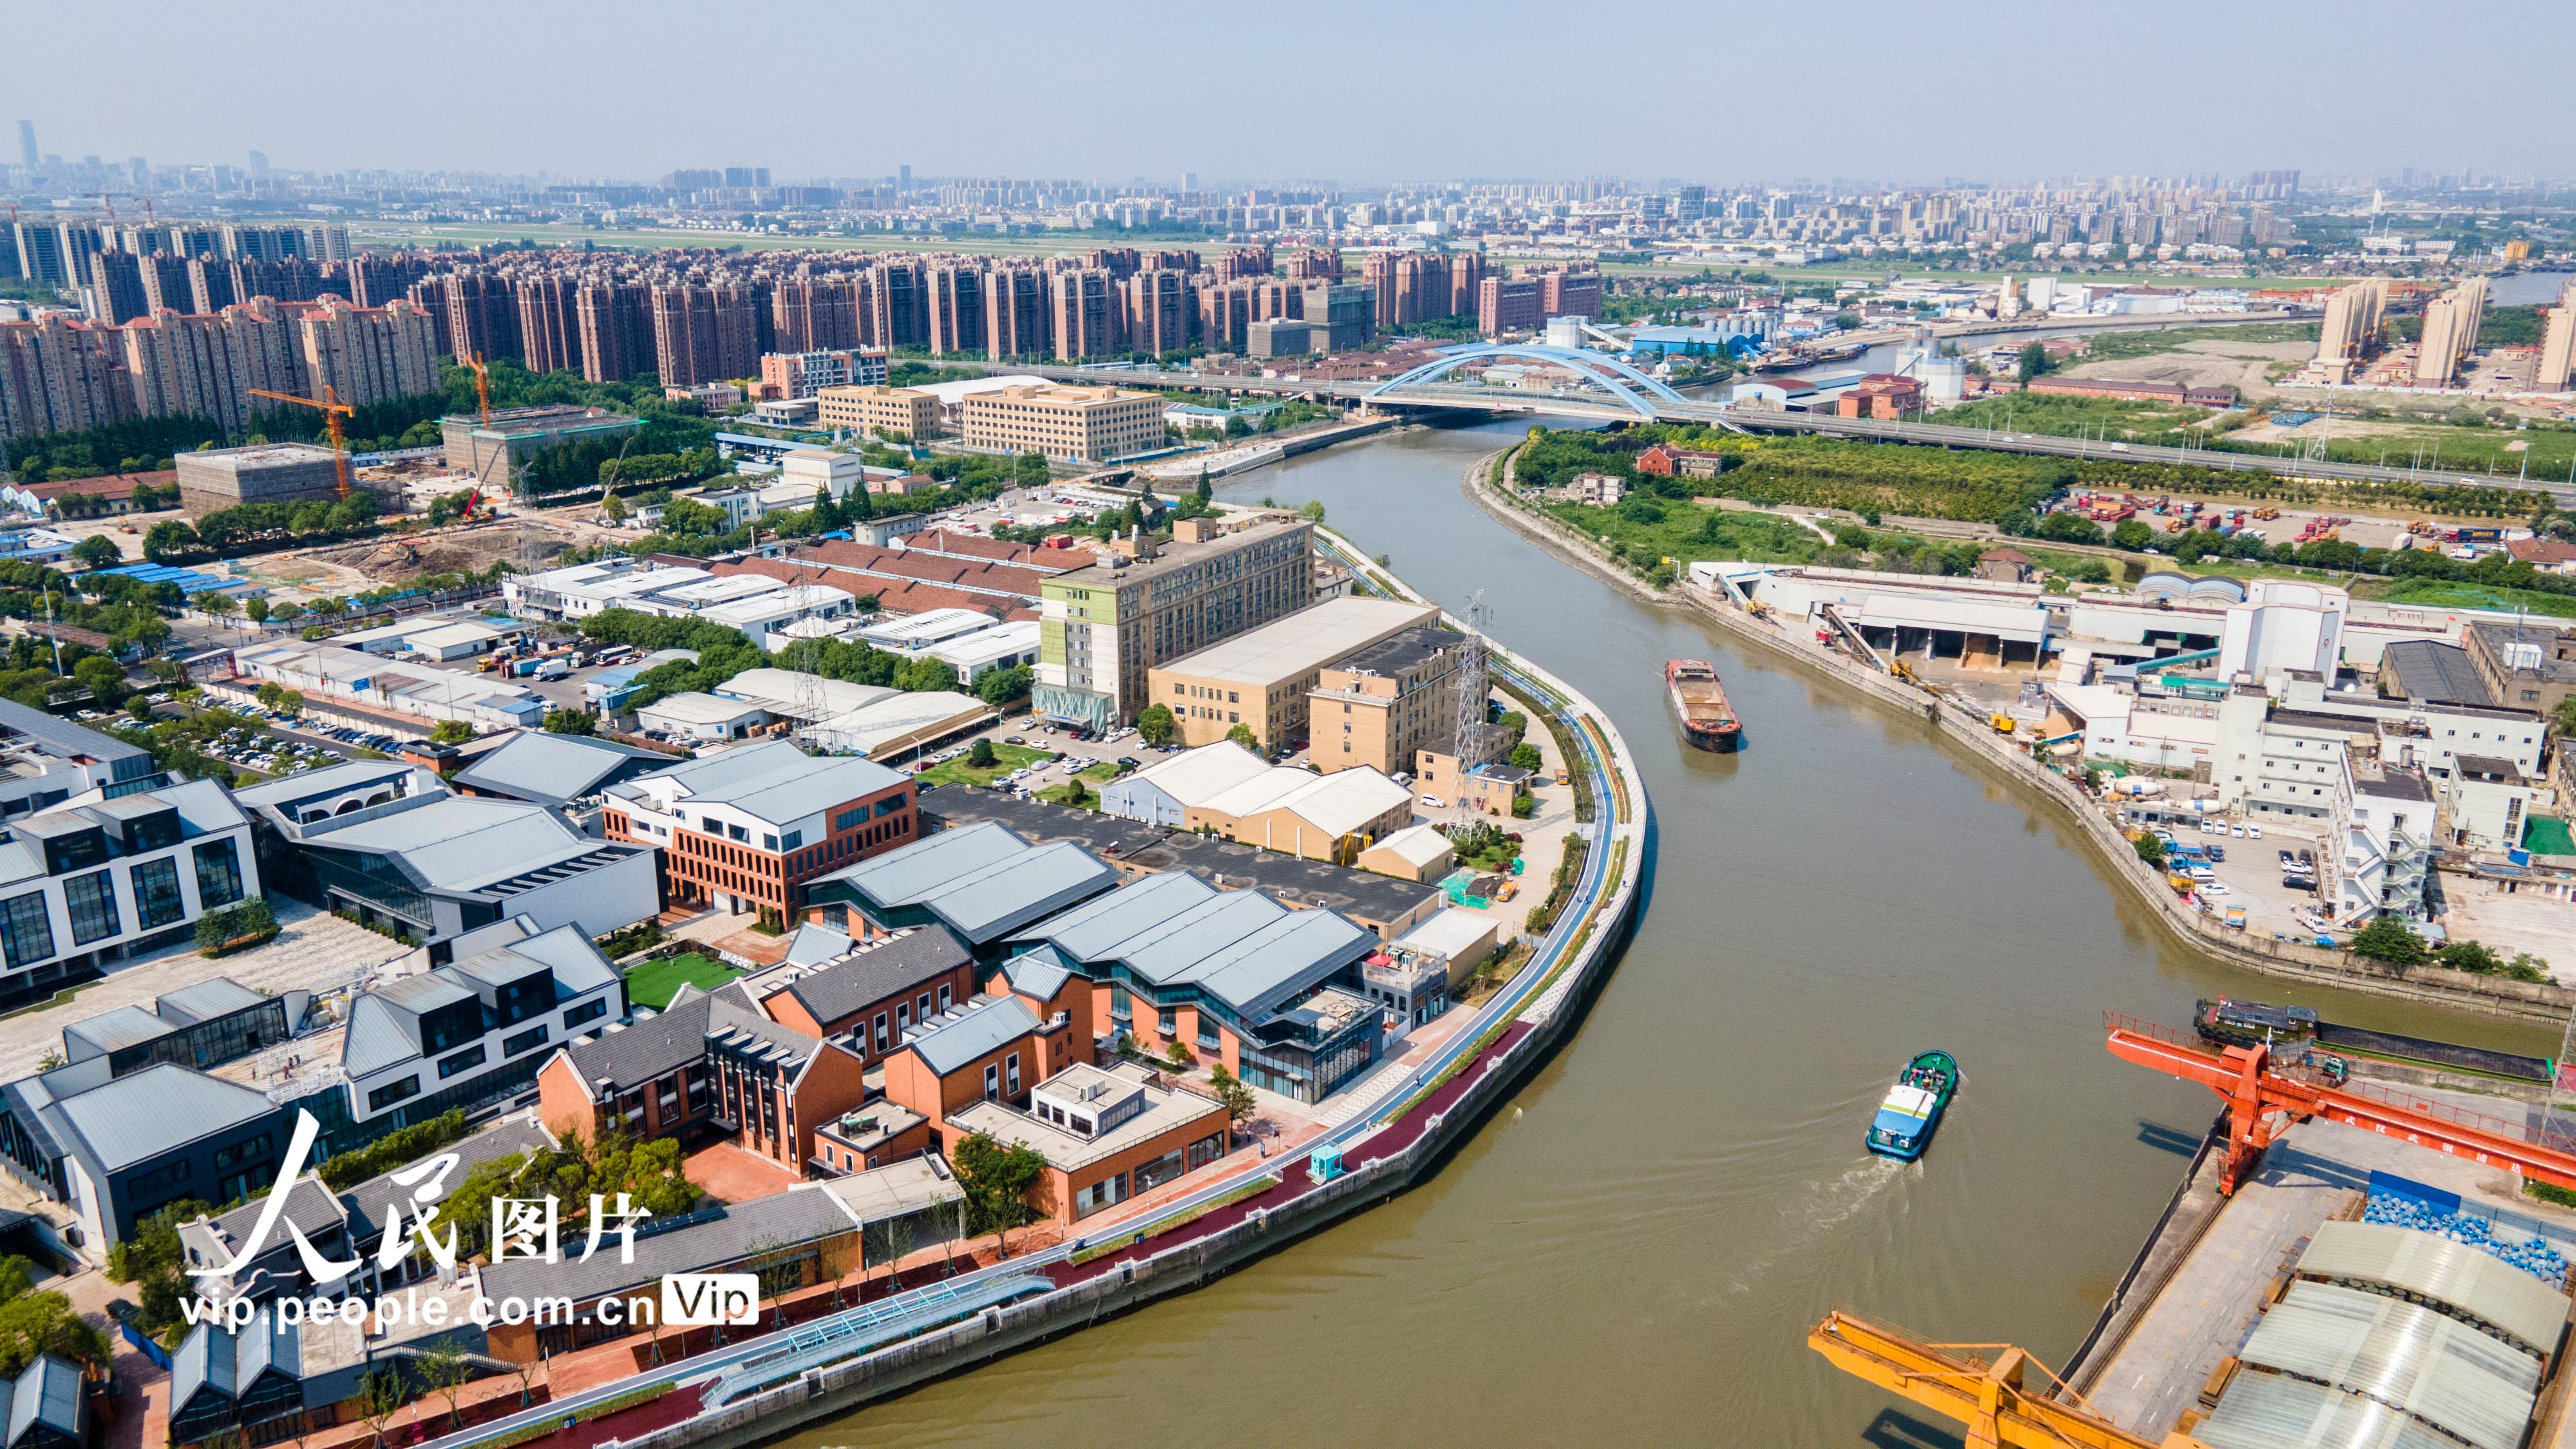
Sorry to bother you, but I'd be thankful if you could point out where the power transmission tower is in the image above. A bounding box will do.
[1449,591,1493,829]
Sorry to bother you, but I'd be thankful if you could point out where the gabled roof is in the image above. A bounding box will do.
[50,1063,278,1171]
[910,841,1119,944]
[902,995,1043,1077]
[613,737,904,825]
[303,796,608,895]
[451,732,672,808]
[1016,873,1374,1022]
[775,927,974,1027]
[818,820,1028,909]
[1116,741,1273,808]
[155,978,268,1025]
[62,1005,171,1059]
[556,989,716,1095]
[6,1355,82,1445]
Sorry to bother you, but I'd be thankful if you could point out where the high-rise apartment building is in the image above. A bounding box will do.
[576,281,651,383]
[440,271,522,365]
[771,274,862,354]
[2414,276,2488,388]
[651,282,762,386]
[866,259,927,350]
[220,225,305,265]
[119,308,272,435]
[137,253,193,316]
[0,315,131,440]
[345,254,425,309]
[11,223,67,289]
[14,122,33,171]
[1050,269,1120,361]
[1034,515,1316,728]
[86,251,149,325]
[1123,269,1193,357]
[2537,283,2576,394]
[515,275,581,375]
[1478,276,1544,337]
[925,261,985,357]
[297,297,440,408]
[1535,268,1604,320]
[2313,279,2387,383]
[1197,279,1253,353]
[984,267,1050,360]
[187,255,237,315]
[229,257,324,305]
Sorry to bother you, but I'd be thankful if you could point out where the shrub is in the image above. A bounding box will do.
[2349,914,2427,968]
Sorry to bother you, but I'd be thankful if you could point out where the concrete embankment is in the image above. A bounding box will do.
[1463,445,2576,1028]
[567,576,1646,1449]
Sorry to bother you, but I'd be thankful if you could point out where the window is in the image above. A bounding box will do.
[192,839,243,909]
[762,834,779,851]
[781,830,802,850]
[873,1012,889,1050]
[1006,1052,1021,1095]
[437,1045,488,1079]
[63,871,119,946]
[896,1003,910,1032]
[503,1025,549,1057]
[938,983,952,1010]
[983,1064,1000,1101]
[368,1075,421,1112]
[0,892,52,970]
[563,998,607,1030]
[728,824,748,842]
[916,992,932,1019]
[130,858,185,930]
[875,796,905,817]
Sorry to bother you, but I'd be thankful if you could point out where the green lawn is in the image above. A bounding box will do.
[913,742,1052,788]
[1039,780,1103,810]
[623,952,743,1010]
[1076,761,1122,784]
[2371,578,2576,620]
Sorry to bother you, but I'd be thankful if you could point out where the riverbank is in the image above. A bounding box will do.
[1465,442,2576,1027]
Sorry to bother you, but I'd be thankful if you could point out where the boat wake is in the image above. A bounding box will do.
[1721,1155,1912,1296]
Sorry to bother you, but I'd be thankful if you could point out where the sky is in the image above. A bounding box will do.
[17,1,2576,187]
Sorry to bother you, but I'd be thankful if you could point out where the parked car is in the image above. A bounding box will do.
[1418,795,1446,810]
[2205,844,2226,862]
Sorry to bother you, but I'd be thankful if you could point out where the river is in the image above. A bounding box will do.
[793,418,2557,1446]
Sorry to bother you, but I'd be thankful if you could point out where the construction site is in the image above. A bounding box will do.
[1814,1010,2576,1449]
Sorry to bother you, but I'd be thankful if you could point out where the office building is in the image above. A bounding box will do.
[805,819,1118,965]
[758,346,887,401]
[173,443,346,518]
[236,761,658,947]
[0,1059,289,1252]
[1036,513,1314,728]
[818,383,940,440]
[1300,282,1373,352]
[2462,621,2576,719]
[1147,598,1442,753]
[600,739,920,923]
[1309,623,1484,773]
[0,777,258,999]
[957,383,1163,462]
[336,914,623,1132]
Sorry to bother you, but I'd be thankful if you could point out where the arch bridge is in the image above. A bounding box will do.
[1365,343,1696,421]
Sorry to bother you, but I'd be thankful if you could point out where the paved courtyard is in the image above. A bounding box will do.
[0,900,410,1083]
[2439,875,2576,981]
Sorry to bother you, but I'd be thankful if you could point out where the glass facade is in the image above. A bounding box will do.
[0,892,51,970]
[62,870,119,946]
[130,857,185,930]
[193,838,244,909]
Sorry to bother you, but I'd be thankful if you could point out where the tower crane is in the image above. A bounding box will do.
[245,385,355,501]
[467,352,492,424]
[2105,1012,2576,1195]
[1809,1312,2205,1448]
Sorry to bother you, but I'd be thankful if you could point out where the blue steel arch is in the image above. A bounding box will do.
[1365,343,1691,419]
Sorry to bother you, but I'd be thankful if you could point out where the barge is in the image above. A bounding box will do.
[1666,659,1742,751]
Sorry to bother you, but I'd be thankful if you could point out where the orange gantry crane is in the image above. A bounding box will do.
[2104,1012,2576,1196]
[246,384,355,501]
[1808,1312,2204,1448]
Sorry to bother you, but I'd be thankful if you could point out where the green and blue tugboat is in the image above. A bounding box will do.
[1866,1050,1959,1162]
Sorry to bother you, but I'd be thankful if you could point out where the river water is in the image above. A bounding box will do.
[795,419,2557,1446]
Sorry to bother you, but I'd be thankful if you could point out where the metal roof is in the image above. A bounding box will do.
[310,796,610,895]
[1016,871,1372,1021]
[155,978,268,1025]
[2379,640,2497,709]
[2196,1368,2460,1449]
[1154,598,1439,689]
[822,821,1029,908]
[1115,741,1278,810]
[0,697,147,770]
[451,732,670,808]
[62,1005,173,1058]
[7,1355,83,1446]
[902,995,1043,1077]
[2297,1221,2573,1359]
[914,841,1119,943]
[2237,1281,2539,1449]
[996,947,1074,1004]
[621,737,904,825]
[50,1063,279,1171]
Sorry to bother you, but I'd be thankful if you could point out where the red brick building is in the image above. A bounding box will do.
[600,739,918,923]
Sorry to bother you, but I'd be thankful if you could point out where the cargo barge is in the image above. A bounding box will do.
[1666,659,1742,752]
[2193,996,2553,1084]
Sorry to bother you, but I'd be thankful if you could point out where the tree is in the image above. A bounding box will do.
[73,655,125,706]
[106,1198,209,1343]
[967,737,998,769]
[976,663,1032,708]
[1195,471,1213,509]
[1163,1039,1195,1071]
[2349,913,2427,967]
[1206,1063,1256,1127]
[430,718,472,745]
[69,535,120,571]
[141,518,199,562]
[2132,833,2167,867]
[356,1367,407,1449]
[1298,499,1327,524]
[599,490,630,524]
[1225,722,1259,752]
[192,589,238,621]
[893,656,957,692]
[2436,939,2504,974]
[242,596,269,624]
[0,1291,109,1374]
[2110,518,2155,552]
[1137,703,1177,746]
[542,708,596,735]
[2017,342,2054,379]
[951,1130,1046,1255]
[1508,741,1543,773]
[414,1341,473,1429]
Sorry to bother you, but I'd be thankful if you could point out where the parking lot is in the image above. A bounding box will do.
[2148,815,2333,940]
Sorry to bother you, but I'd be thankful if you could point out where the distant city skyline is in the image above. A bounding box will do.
[14,0,2576,185]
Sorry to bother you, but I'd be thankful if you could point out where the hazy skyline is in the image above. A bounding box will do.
[17,0,2576,187]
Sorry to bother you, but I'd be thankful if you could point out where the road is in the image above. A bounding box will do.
[417,632,1633,1449]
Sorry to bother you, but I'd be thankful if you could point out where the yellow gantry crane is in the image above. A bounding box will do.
[1808,1312,2209,1449]
[246,384,355,501]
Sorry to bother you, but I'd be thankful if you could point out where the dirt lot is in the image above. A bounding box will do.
[305,518,587,584]
[2438,875,2576,982]
[2064,338,2316,401]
